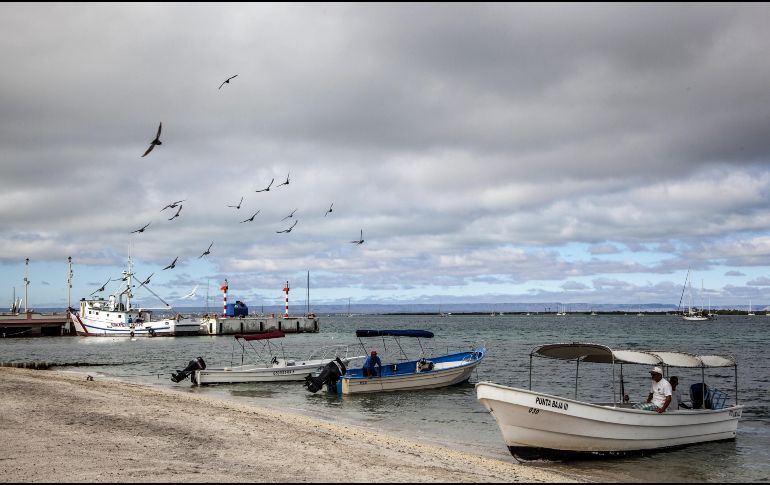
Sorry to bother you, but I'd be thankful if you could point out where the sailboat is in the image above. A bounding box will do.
[680,269,709,321]
[347,298,353,317]
[747,299,755,316]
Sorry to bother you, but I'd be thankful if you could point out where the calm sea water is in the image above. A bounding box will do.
[2,314,768,482]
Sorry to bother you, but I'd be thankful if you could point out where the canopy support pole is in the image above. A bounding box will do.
[575,358,580,400]
[611,356,616,405]
[528,353,533,390]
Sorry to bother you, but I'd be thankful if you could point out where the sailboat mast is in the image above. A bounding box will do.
[306,271,310,315]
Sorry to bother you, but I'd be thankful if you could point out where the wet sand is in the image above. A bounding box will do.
[0,368,576,482]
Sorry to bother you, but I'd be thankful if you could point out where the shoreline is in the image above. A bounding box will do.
[0,368,576,483]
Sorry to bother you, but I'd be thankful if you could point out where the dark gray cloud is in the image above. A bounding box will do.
[2,4,770,305]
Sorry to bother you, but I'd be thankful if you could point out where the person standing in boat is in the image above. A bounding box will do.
[635,366,672,413]
[362,350,382,378]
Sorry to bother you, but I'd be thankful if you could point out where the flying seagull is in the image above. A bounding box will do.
[324,203,333,217]
[240,210,260,223]
[218,74,238,89]
[350,229,364,245]
[139,273,154,287]
[90,278,113,296]
[181,285,199,300]
[162,257,178,271]
[276,220,298,234]
[141,122,162,157]
[255,178,274,193]
[130,222,151,234]
[277,172,290,187]
[161,200,185,211]
[281,208,298,221]
[227,196,244,209]
[198,242,213,259]
[168,204,183,221]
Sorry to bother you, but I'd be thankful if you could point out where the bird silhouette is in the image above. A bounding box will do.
[130,222,151,234]
[198,242,213,259]
[255,178,274,193]
[281,208,298,221]
[227,196,244,209]
[139,273,154,287]
[218,74,238,89]
[162,257,178,271]
[141,122,162,157]
[240,210,260,223]
[90,278,113,296]
[350,229,364,245]
[324,203,333,217]
[168,205,183,221]
[277,173,290,187]
[161,200,185,211]
[276,220,298,233]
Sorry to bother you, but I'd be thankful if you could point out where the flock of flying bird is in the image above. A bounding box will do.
[114,74,365,297]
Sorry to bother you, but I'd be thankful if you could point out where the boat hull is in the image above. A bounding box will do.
[341,348,485,395]
[70,311,198,337]
[194,358,351,385]
[476,383,742,458]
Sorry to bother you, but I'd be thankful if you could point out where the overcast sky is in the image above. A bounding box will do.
[3,3,770,309]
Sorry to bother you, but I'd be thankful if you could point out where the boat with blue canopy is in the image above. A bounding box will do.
[305,328,486,395]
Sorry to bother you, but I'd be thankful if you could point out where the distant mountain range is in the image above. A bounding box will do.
[31,302,695,314]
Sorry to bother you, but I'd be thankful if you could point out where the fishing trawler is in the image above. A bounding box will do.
[69,255,203,337]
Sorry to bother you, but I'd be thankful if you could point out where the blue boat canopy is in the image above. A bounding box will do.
[356,329,434,338]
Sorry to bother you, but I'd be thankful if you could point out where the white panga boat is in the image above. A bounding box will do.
[69,255,203,337]
[172,331,364,386]
[476,343,742,460]
[305,329,486,395]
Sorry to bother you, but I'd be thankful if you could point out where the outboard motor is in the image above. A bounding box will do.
[171,356,206,383]
[304,357,346,394]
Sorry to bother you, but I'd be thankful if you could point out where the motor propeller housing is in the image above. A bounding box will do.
[170,356,206,383]
[304,357,346,394]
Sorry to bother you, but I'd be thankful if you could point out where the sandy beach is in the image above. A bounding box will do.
[0,368,575,483]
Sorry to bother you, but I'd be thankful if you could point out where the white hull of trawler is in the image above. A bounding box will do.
[70,311,198,337]
[476,383,742,456]
[195,358,341,385]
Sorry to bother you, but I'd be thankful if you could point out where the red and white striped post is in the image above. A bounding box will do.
[221,279,229,318]
[283,281,290,318]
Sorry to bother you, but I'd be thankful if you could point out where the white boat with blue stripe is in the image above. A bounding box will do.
[69,255,202,337]
[333,329,486,395]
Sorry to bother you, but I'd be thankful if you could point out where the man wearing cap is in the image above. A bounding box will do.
[642,366,673,413]
[362,350,383,378]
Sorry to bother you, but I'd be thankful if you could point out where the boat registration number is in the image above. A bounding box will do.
[273,370,294,375]
[535,395,569,411]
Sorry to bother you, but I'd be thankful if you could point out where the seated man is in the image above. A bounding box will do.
[633,366,672,413]
[362,350,382,378]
